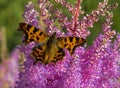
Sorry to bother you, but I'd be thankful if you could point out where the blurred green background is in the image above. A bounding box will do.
[0,0,120,53]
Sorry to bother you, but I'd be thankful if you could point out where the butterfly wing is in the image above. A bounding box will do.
[31,44,46,65]
[18,23,49,44]
[45,47,65,64]
[57,37,86,55]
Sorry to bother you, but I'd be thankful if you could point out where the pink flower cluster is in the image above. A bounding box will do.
[16,0,120,88]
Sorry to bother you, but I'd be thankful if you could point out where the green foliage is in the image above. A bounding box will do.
[0,0,26,52]
[82,0,120,45]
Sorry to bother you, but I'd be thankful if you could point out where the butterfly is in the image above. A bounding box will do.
[18,23,86,65]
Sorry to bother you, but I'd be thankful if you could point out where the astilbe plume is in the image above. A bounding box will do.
[0,49,20,88]
[16,0,120,88]
[0,28,19,88]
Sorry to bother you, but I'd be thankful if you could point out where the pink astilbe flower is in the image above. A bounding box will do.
[0,27,20,88]
[0,49,20,88]
[23,1,39,27]
[16,0,120,88]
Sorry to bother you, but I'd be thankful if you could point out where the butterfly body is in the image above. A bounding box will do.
[31,33,65,64]
[18,23,86,65]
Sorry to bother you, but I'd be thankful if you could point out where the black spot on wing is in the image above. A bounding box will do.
[64,44,68,47]
[33,56,44,65]
[69,37,73,42]
[39,32,43,36]
[72,45,78,54]
[29,38,34,42]
[26,24,32,31]
[67,47,71,51]
[64,38,67,42]
[33,27,38,33]
[58,47,64,53]
[36,36,39,41]
[75,37,79,43]
[53,48,65,64]
[30,33,33,35]
[57,47,65,57]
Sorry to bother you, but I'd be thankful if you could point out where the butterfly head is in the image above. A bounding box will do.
[18,23,27,31]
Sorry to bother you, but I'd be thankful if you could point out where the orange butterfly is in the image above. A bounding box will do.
[18,23,86,64]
